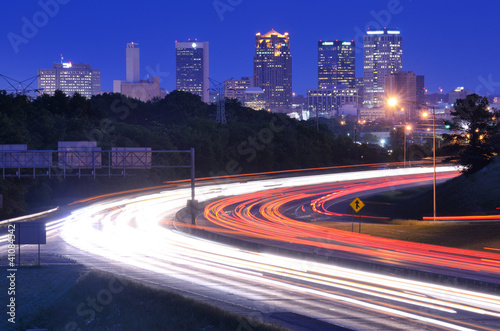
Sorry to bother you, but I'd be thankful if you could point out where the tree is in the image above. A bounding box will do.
[443,94,500,175]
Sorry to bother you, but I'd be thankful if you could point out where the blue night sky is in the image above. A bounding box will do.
[2,0,500,97]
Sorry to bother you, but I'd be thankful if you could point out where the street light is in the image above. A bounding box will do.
[403,124,412,168]
[422,109,437,222]
[388,98,410,167]
[388,97,437,222]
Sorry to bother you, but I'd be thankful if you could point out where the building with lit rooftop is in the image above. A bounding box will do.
[448,87,471,105]
[253,29,292,112]
[318,40,355,88]
[38,61,101,98]
[175,40,209,103]
[363,28,402,109]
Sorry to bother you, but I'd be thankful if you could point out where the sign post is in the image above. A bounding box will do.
[14,222,46,266]
[350,197,365,233]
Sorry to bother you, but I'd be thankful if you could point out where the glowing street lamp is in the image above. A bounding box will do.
[388,98,412,167]
[387,97,398,107]
[389,98,437,222]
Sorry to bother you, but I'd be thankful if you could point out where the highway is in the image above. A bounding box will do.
[2,167,500,330]
[201,169,500,284]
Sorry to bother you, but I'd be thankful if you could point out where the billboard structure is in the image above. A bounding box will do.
[0,145,51,168]
[0,144,194,183]
[111,147,152,168]
[58,141,102,169]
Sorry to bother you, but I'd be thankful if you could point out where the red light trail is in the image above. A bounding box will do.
[202,171,500,279]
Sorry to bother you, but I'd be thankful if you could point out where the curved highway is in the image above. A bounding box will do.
[201,169,500,284]
[2,167,500,330]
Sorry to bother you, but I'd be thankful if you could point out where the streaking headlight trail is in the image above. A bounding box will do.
[56,167,500,330]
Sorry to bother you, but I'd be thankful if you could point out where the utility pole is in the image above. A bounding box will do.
[0,74,41,96]
[210,78,227,124]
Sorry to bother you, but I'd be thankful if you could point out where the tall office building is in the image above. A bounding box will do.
[175,40,209,103]
[253,29,292,111]
[318,40,355,88]
[363,28,402,108]
[38,62,100,99]
[113,42,163,102]
[385,71,425,121]
[126,42,140,82]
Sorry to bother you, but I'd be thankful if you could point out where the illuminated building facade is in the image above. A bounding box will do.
[175,40,209,103]
[38,62,101,98]
[244,87,266,110]
[253,29,292,111]
[307,85,358,117]
[318,40,355,88]
[363,28,402,108]
[385,71,425,121]
[225,77,254,104]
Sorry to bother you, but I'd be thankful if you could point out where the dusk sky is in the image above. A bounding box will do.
[2,0,500,97]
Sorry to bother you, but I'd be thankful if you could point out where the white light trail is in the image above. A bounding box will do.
[2,167,498,330]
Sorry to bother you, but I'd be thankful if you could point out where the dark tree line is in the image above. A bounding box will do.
[0,90,389,218]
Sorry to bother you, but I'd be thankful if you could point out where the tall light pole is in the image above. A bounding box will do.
[402,107,408,168]
[403,108,406,168]
[433,107,436,222]
[423,108,437,222]
[403,124,412,168]
[389,97,437,221]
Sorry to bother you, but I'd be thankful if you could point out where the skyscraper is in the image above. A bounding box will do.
[175,40,209,103]
[318,40,355,88]
[385,71,425,121]
[113,42,163,102]
[126,42,140,83]
[363,28,402,108]
[253,29,292,111]
[38,61,101,99]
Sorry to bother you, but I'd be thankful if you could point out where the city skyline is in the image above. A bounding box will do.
[2,1,500,97]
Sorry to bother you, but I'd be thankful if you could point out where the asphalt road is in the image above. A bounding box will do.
[1,167,500,330]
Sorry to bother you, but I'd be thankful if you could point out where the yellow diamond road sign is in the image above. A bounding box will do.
[350,197,365,213]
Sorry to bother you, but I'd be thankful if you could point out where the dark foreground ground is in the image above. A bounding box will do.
[0,254,286,331]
